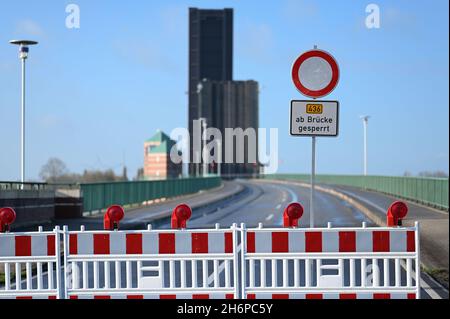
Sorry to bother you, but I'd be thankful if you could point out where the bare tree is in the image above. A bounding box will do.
[39,158,69,183]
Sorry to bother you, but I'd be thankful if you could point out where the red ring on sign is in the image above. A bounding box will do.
[291,50,340,98]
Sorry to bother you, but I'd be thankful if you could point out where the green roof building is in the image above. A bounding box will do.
[143,130,181,179]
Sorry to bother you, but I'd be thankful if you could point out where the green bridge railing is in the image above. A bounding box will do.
[80,176,222,213]
[262,174,449,211]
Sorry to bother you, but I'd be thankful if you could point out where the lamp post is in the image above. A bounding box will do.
[360,115,370,176]
[200,118,208,177]
[196,79,207,177]
[217,139,222,177]
[9,40,38,187]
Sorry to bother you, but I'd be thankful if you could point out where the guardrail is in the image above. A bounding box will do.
[262,174,448,211]
[80,176,222,214]
[0,181,78,191]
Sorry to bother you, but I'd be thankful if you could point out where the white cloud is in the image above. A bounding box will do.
[15,19,45,37]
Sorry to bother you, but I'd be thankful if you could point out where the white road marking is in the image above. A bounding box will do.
[273,185,298,203]
[207,243,242,286]
[400,260,443,299]
[265,214,274,221]
[275,204,282,210]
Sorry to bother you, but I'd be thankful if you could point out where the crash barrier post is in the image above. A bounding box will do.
[1,201,420,299]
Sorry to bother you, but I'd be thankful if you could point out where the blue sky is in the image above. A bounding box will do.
[0,0,448,181]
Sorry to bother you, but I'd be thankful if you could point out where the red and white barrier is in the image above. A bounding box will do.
[62,204,239,300]
[1,201,421,300]
[240,203,420,299]
[0,218,62,299]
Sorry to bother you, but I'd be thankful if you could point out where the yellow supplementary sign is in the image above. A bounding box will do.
[306,104,323,114]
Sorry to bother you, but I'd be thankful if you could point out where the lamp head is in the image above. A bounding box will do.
[10,40,38,59]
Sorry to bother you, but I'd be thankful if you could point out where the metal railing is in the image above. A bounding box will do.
[262,174,449,211]
[80,176,222,213]
[0,181,78,191]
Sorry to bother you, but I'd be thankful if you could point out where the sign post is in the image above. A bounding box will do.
[290,47,340,227]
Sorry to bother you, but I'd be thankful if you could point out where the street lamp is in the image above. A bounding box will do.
[196,79,207,177]
[9,40,38,186]
[360,115,371,176]
[199,118,208,177]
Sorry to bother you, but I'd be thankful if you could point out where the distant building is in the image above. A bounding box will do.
[200,80,260,177]
[143,131,181,179]
[189,8,233,175]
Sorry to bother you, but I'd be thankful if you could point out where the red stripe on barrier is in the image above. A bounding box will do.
[305,232,322,252]
[373,293,390,299]
[16,296,32,299]
[47,235,56,256]
[306,294,323,299]
[272,294,289,299]
[340,294,357,299]
[160,295,176,299]
[70,296,78,300]
[15,236,31,256]
[225,233,233,253]
[159,233,175,254]
[193,294,209,299]
[69,234,78,255]
[94,234,110,255]
[192,233,208,253]
[126,234,143,254]
[225,294,234,299]
[339,232,356,252]
[272,232,289,253]
[48,296,57,300]
[94,295,111,299]
[127,295,144,299]
[247,294,256,299]
[373,231,390,252]
[407,231,415,252]
[247,232,255,253]
[407,293,416,299]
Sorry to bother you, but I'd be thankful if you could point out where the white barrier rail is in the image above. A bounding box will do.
[62,224,240,299]
[240,222,420,299]
[0,202,421,299]
[0,227,62,299]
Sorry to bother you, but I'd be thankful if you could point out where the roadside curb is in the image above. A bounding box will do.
[122,182,246,227]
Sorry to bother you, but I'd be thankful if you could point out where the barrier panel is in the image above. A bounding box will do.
[0,201,421,299]
[62,205,239,299]
[80,176,222,214]
[0,207,62,299]
[240,203,420,299]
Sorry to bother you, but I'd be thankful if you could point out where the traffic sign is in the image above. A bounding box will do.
[290,100,339,137]
[291,49,339,98]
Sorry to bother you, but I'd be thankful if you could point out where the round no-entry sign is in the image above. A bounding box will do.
[291,49,339,98]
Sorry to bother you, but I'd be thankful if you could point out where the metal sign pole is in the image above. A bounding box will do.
[310,136,316,228]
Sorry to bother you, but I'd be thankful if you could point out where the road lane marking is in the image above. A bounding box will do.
[266,214,274,221]
[275,204,282,210]
[207,243,242,286]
